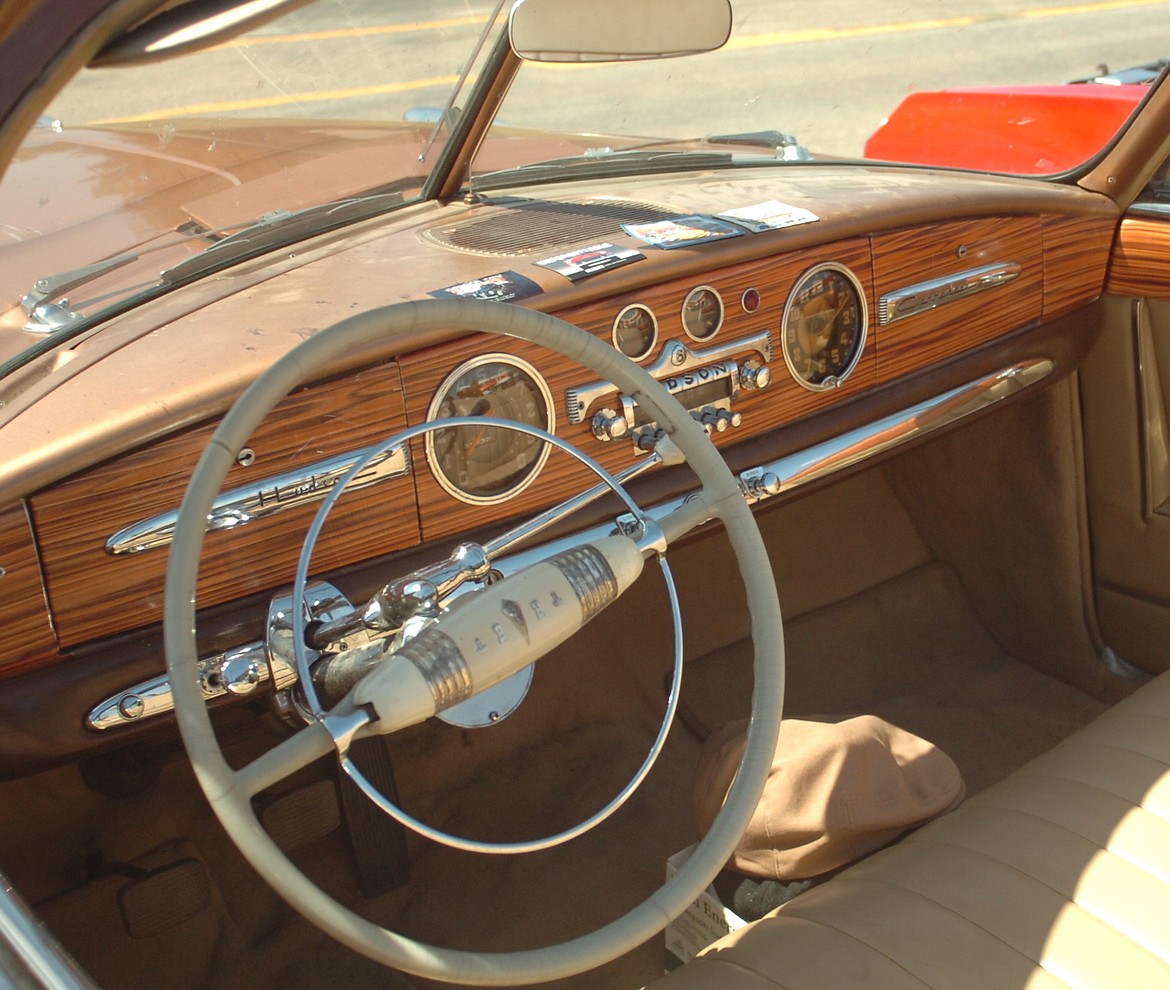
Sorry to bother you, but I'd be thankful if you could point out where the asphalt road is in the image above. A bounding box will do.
[45,0,1170,159]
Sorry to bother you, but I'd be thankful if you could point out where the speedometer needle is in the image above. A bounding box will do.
[465,398,492,458]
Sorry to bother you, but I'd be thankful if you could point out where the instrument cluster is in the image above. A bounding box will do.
[424,266,868,504]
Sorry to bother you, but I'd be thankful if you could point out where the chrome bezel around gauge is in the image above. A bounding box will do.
[611,303,659,360]
[781,262,868,393]
[681,285,724,342]
[425,353,556,506]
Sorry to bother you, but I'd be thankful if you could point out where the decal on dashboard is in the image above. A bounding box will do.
[717,200,820,232]
[535,242,644,281]
[429,271,543,302]
[622,215,744,249]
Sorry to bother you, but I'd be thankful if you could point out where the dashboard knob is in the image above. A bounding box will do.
[739,468,783,501]
[739,360,771,391]
[592,408,629,441]
[716,409,742,430]
[694,407,733,433]
[218,653,262,696]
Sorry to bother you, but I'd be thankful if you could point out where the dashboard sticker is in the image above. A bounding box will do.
[717,200,820,232]
[535,242,644,281]
[622,215,744,249]
[428,271,543,302]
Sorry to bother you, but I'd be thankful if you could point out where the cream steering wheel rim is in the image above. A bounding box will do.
[164,298,785,986]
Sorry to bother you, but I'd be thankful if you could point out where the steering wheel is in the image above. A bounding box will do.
[163,299,785,986]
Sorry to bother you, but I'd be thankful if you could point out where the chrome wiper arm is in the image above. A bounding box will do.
[21,252,140,314]
[2,192,408,379]
[706,130,811,160]
[20,219,244,333]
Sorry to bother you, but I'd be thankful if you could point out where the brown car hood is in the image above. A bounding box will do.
[0,117,438,311]
[0,115,602,333]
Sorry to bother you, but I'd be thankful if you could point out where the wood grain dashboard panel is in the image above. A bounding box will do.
[1106,216,1170,299]
[31,364,419,649]
[25,213,1087,648]
[871,217,1043,381]
[0,503,57,674]
[1042,214,1116,317]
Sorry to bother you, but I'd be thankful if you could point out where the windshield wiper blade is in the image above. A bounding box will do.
[19,220,238,334]
[706,130,811,160]
[159,191,404,284]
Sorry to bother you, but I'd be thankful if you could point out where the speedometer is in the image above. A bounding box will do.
[781,263,867,391]
[425,355,555,504]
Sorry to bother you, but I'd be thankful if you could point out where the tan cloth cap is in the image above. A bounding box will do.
[694,716,965,880]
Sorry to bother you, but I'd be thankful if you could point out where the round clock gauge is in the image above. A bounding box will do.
[781,263,867,391]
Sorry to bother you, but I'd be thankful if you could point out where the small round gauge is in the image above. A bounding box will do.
[612,304,658,360]
[682,286,724,341]
[781,263,867,391]
[425,354,555,505]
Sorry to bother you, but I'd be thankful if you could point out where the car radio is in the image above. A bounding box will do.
[567,330,773,451]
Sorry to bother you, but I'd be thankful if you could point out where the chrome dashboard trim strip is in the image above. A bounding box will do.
[878,261,1021,326]
[734,359,1052,503]
[1128,202,1170,219]
[105,442,410,555]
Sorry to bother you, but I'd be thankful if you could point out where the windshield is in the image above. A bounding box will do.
[0,0,1163,373]
[480,0,1164,181]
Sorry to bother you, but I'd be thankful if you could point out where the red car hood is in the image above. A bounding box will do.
[865,83,1147,173]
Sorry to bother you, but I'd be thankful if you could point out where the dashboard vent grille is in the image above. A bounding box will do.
[422,198,678,256]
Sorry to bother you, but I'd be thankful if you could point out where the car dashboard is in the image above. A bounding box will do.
[0,163,1119,772]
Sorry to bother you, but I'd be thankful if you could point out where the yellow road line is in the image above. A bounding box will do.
[95,75,460,124]
[722,18,978,52]
[527,0,1162,70]
[235,14,489,47]
[1021,0,1168,15]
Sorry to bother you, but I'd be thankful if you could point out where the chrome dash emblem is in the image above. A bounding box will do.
[878,262,1021,326]
[105,442,410,555]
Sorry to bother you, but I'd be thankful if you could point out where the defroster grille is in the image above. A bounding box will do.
[421,197,678,257]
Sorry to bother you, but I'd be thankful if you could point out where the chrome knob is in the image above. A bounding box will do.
[219,652,263,696]
[592,408,629,441]
[739,360,771,391]
[696,407,729,433]
[739,468,782,501]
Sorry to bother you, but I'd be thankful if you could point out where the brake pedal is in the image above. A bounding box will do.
[260,778,341,852]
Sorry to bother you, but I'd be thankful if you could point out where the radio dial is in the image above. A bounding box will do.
[739,360,771,392]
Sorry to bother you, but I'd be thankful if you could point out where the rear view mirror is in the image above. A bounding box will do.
[508,0,732,63]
